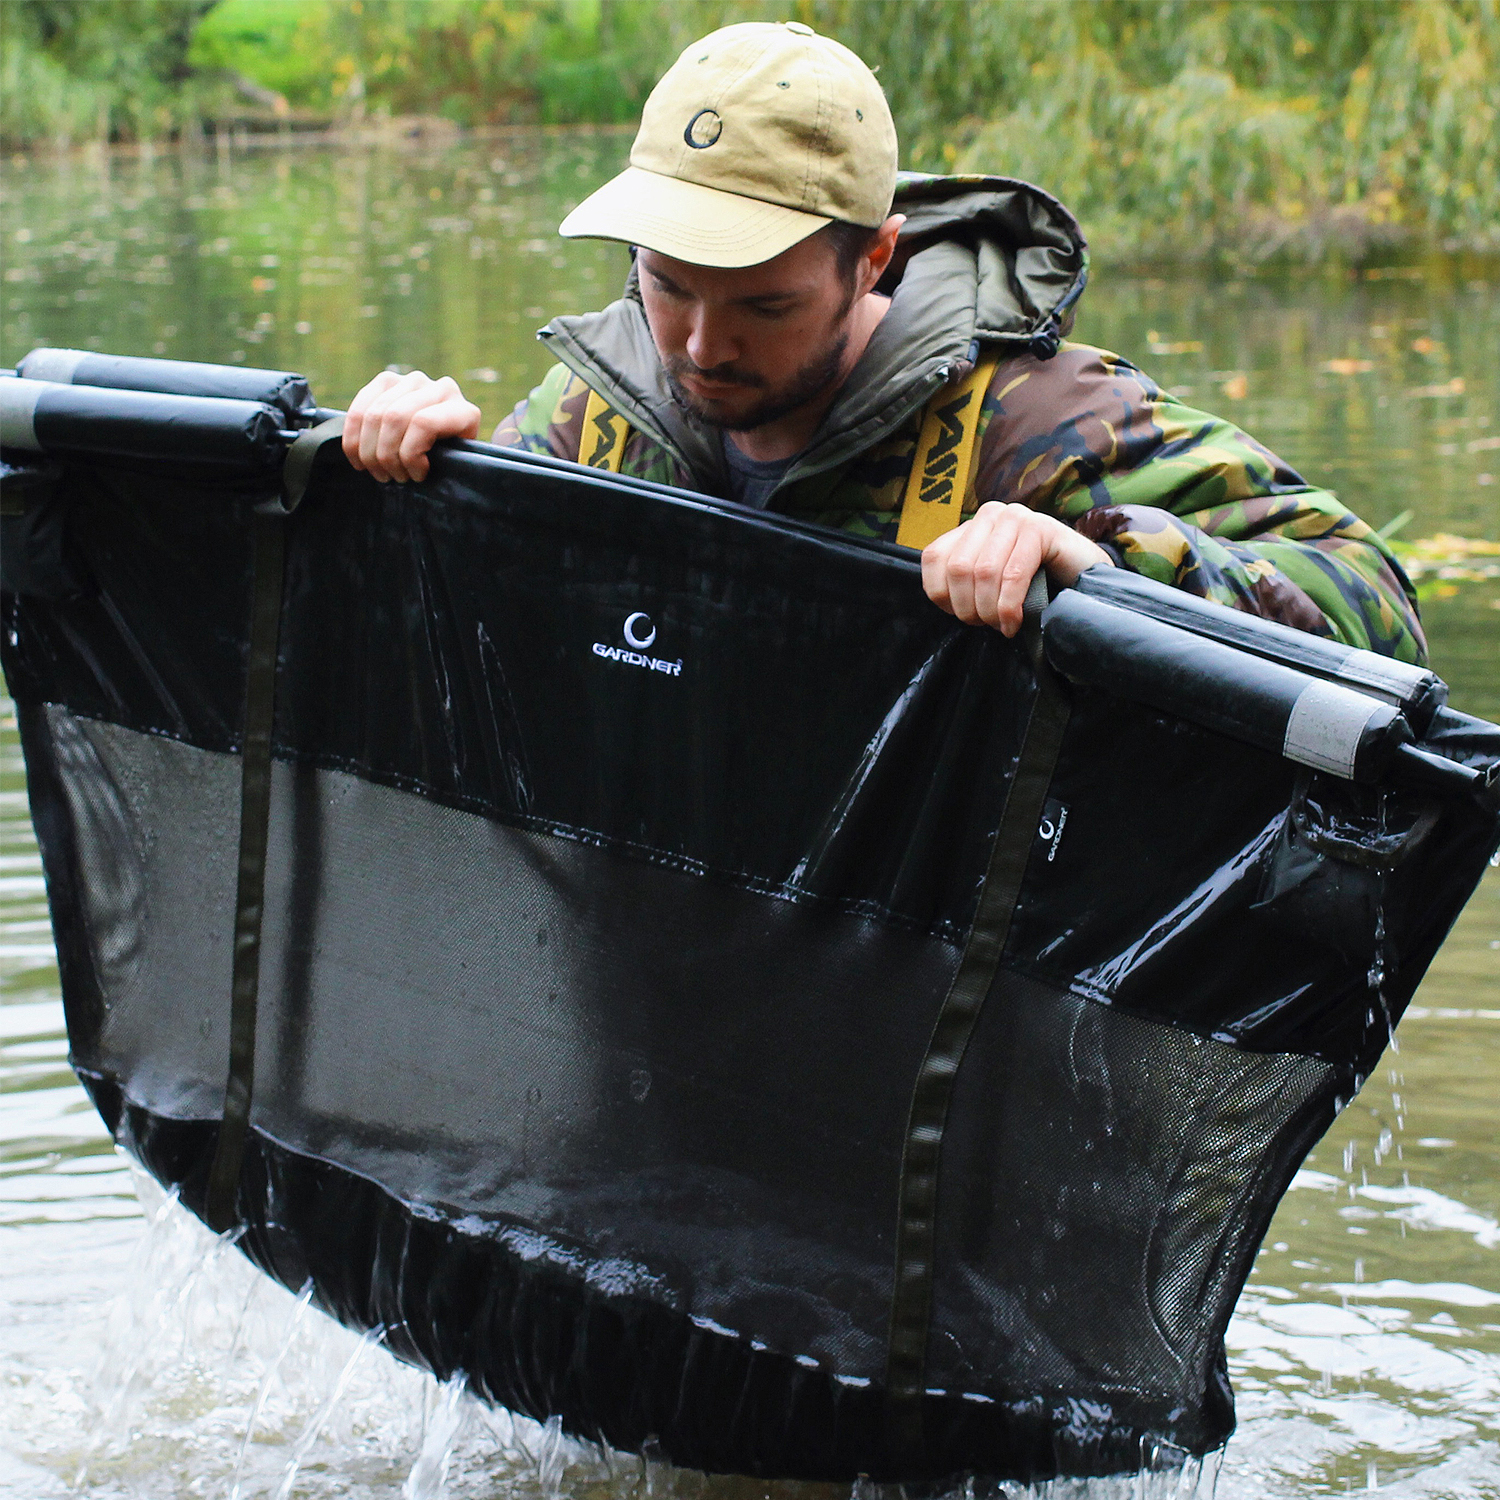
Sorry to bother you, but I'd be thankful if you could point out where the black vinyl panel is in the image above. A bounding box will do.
[1005,693,1500,1074]
[6,447,1029,943]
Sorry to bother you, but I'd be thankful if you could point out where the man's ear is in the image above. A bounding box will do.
[862,214,906,295]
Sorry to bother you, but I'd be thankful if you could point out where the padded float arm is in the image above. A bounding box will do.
[1043,585,1495,801]
[16,347,313,419]
[0,376,286,468]
[1074,565,1447,733]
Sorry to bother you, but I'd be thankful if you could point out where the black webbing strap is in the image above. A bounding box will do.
[205,419,340,1232]
[205,510,286,1231]
[279,415,345,513]
[884,583,1071,1454]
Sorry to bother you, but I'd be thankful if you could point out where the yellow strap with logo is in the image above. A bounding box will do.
[580,386,631,473]
[893,353,1001,551]
[579,354,998,542]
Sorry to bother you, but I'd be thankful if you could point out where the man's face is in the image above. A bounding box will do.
[637,236,858,433]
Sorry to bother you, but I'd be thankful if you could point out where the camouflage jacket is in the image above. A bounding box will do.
[496,174,1425,663]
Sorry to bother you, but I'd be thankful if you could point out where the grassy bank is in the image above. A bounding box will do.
[4,0,1497,266]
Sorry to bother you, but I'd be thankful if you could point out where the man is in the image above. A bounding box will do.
[342,20,1424,660]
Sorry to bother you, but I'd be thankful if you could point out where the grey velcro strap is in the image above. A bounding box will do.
[0,377,44,451]
[17,348,87,385]
[1283,680,1386,778]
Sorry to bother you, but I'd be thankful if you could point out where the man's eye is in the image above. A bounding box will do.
[748,302,794,319]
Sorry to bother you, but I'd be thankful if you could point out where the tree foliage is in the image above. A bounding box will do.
[2,0,218,144]
[3,0,1496,262]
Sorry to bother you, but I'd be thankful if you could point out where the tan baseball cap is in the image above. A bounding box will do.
[558,21,898,268]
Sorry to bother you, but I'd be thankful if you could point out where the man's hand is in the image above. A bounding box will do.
[342,371,482,484]
[921,501,1113,637]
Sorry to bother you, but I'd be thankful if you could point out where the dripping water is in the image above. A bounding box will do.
[271,1321,391,1500]
[228,1277,318,1500]
[1364,792,1395,1051]
[403,1373,471,1500]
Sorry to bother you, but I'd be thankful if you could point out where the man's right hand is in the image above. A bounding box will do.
[342,370,482,484]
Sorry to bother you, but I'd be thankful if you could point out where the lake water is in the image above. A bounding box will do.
[1,135,1497,1499]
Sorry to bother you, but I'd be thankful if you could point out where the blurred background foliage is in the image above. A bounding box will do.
[2,0,1497,265]
[2,0,219,146]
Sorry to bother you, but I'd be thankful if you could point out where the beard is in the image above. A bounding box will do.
[663,332,850,433]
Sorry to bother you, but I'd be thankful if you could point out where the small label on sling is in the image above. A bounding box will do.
[1037,798,1070,863]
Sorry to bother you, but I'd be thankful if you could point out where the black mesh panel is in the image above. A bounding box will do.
[932,970,1330,1450]
[46,707,955,1378]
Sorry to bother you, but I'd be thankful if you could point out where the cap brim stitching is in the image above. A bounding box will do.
[567,170,829,249]
[574,211,825,258]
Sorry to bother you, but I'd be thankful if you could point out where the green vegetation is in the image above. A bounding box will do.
[4,0,1497,265]
[1,0,218,146]
[186,0,664,125]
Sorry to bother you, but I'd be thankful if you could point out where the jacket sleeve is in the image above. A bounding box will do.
[973,343,1427,663]
[491,362,587,459]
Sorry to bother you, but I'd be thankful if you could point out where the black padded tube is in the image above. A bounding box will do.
[1073,566,1447,733]
[205,511,287,1232]
[884,641,1072,1456]
[2,377,286,468]
[1042,590,1411,782]
[16,348,314,418]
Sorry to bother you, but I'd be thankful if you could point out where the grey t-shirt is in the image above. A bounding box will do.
[722,434,794,510]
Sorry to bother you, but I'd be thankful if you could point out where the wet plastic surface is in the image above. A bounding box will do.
[3,416,1498,1482]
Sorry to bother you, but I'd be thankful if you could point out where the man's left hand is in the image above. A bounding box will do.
[921,501,1113,637]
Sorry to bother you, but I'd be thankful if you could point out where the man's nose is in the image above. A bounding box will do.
[684,309,737,373]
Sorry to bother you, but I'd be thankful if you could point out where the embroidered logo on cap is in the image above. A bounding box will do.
[684,109,723,149]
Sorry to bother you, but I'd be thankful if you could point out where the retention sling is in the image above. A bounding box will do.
[4,358,1497,1485]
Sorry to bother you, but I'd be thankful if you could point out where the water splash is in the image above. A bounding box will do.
[229,1277,317,1500]
[535,1414,568,1499]
[4,1171,1487,1499]
[75,1171,244,1485]
[271,1321,390,1500]
[403,1373,469,1500]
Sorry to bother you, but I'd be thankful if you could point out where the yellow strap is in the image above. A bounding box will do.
[580,386,630,473]
[893,353,1001,552]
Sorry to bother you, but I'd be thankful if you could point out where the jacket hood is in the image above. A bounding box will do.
[538,173,1088,493]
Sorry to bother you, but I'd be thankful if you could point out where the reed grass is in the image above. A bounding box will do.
[4,0,1497,266]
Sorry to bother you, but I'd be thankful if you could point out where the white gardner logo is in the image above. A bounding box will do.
[1037,800,1069,863]
[593,612,682,677]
